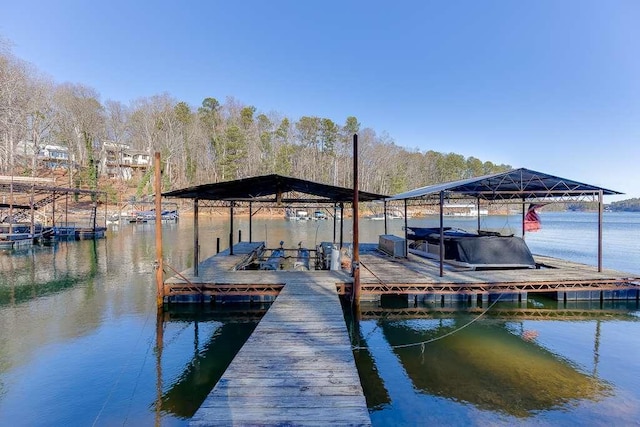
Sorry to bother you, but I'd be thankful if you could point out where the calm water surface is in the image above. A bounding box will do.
[0,211,638,426]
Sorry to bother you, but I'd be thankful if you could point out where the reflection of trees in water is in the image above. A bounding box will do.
[154,308,263,418]
[377,318,612,418]
[0,240,101,307]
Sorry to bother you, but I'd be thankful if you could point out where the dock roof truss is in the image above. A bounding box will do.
[386,168,621,203]
[162,174,387,204]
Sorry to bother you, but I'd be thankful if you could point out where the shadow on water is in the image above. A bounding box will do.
[153,304,268,419]
[346,303,616,419]
[0,240,101,307]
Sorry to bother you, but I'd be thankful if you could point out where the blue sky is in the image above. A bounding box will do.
[2,0,639,200]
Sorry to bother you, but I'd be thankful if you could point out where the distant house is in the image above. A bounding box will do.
[102,142,151,180]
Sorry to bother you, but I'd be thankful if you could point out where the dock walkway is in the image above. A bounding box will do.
[190,271,371,426]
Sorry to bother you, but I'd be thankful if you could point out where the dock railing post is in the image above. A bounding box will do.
[154,152,164,309]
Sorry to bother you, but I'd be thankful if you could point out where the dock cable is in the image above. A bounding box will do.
[351,292,504,351]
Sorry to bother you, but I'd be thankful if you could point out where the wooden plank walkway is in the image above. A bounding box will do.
[190,271,371,427]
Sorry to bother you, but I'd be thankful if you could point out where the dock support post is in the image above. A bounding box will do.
[352,134,360,308]
[229,202,234,255]
[339,202,344,249]
[52,192,56,227]
[404,200,408,258]
[154,152,164,309]
[194,198,199,276]
[383,201,388,235]
[239,229,242,243]
[249,202,253,242]
[333,204,337,243]
[597,190,603,272]
[216,237,220,254]
[439,191,444,277]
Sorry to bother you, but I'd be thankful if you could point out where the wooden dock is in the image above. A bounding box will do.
[189,271,371,426]
[165,242,639,301]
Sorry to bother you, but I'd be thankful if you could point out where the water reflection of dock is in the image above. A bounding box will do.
[367,319,611,418]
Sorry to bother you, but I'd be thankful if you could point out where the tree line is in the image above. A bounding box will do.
[1,39,513,200]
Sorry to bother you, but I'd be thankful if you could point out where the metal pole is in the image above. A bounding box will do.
[522,197,526,238]
[352,134,360,307]
[333,204,337,243]
[193,198,199,276]
[383,201,388,235]
[340,202,344,249]
[404,199,408,258]
[52,192,56,227]
[476,198,481,233]
[249,201,253,242]
[598,190,603,272]
[154,152,164,309]
[439,191,444,277]
[229,202,234,255]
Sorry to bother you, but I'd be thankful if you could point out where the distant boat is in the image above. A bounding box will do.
[443,203,488,217]
[130,209,179,223]
[313,210,327,220]
[367,210,404,220]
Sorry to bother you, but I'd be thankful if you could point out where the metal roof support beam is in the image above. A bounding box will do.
[229,202,234,256]
[404,200,408,258]
[249,201,253,243]
[194,198,199,277]
[439,191,444,277]
[598,190,603,272]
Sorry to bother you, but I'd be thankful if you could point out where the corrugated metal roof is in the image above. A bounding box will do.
[162,174,387,203]
[386,168,622,201]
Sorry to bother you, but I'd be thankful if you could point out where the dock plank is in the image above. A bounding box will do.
[190,272,371,427]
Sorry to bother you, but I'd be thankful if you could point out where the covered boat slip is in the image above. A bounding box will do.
[385,168,624,276]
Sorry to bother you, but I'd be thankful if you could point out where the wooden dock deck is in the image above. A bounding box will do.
[165,242,639,300]
[189,271,371,426]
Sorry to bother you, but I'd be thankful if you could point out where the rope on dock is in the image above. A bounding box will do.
[163,261,202,294]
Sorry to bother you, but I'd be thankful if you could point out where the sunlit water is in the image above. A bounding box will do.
[0,211,638,426]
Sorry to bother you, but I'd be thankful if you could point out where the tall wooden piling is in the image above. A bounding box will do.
[352,134,360,307]
[154,152,164,309]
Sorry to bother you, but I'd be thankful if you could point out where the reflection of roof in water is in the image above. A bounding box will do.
[379,319,611,418]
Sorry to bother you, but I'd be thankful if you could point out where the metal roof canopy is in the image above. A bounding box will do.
[162,174,386,203]
[162,174,386,266]
[385,168,621,277]
[386,168,622,202]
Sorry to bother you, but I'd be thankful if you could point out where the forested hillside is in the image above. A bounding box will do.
[1,41,511,199]
[609,198,640,212]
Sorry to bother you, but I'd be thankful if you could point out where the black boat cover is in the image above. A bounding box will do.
[407,227,536,268]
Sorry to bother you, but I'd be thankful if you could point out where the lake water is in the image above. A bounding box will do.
[0,211,638,426]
